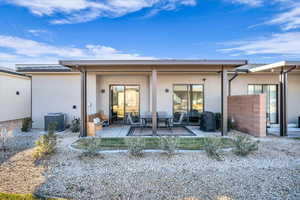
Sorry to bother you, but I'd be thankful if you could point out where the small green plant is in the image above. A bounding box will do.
[159,136,178,156]
[203,138,223,161]
[71,118,80,133]
[232,135,259,156]
[80,137,102,157]
[33,123,57,160]
[126,137,145,157]
[21,118,32,132]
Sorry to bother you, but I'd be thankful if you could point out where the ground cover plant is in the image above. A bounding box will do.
[126,137,146,156]
[79,137,102,157]
[232,135,259,156]
[33,123,57,160]
[159,136,178,155]
[203,137,223,161]
[21,118,32,132]
[73,137,234,151]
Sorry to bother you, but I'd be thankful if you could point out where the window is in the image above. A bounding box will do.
[248,84,278,124]
[173,84,204,124]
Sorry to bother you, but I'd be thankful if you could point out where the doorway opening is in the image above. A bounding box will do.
[110,85,140,124]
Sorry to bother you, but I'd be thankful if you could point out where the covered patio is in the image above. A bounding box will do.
[239,61,300,137]
[59,60,247,137]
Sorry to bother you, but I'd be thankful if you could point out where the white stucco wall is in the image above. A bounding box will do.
[29,72,299,128]
[0,72,31,122]
[96,75,149,117]
[31,74,81,128]
[156,74,221,114]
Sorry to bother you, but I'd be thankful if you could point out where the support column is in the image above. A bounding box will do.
[221,69,228,136]
[279,69,287,136]
[80,68,87,137]
[151,69,157,135]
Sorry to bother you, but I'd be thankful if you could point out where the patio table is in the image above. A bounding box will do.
[140,113,173,129]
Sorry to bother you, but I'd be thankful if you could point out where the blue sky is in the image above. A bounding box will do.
[0,0,300,68]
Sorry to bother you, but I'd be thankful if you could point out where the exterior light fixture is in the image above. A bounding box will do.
[16,91,20,95]
[101,89,105,93]
[165,89,169,93]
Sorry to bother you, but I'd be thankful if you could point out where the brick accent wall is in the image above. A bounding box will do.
[228,94,266,137]
[0,119,23,131]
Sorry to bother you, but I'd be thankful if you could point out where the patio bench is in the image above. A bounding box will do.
[87,113,109,136]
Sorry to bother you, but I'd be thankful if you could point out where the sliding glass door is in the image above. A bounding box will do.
[110,85,140,123]
[248,84,278,124]
[173,84,204,124]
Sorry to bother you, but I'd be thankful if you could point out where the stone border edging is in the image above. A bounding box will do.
[68,143,233,154]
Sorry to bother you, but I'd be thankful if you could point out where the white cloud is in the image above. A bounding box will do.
[5,0,196,24]
[219,32,300,57]
[266,2,300,30]
[28,29,48,36]
[0,52,17,59]
[227,0,263,7]
[0,35,155,68]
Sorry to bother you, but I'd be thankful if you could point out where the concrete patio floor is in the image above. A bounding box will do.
[268,127,300,138]
[96,125,221,137]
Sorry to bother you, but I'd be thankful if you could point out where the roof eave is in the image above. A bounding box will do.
[59,59,248,68]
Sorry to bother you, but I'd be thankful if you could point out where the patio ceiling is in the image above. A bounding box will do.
[238,61,300,73]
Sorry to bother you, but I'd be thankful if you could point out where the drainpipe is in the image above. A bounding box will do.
[279,65,298,137]
[79,66,88,137]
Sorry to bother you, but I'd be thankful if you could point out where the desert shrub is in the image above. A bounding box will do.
[232,135,259,156]
[126,137,145,157]
[80,137,102,157]
[71,118,80,133]
[0,127,12,151]
[203,138,223,161]
[159,136,178,155]
[21,118,32,132]
[33,123,57,160]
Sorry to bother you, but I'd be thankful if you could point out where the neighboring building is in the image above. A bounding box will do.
[0,67,31,129]
[17,60,300,136]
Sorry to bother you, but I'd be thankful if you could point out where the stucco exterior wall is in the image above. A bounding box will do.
[0,72,31,122]
[96,75,149,117]
[156,74,221,114]
[29,72,299,128]
[31,74,81,128]
[231,74,300,124]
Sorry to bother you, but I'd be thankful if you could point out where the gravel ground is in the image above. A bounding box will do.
[0,129,46,193]
[32,132,300,200]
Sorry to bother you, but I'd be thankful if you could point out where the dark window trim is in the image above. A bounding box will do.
[109,84,140,124]
[247,84,279,124]
[172,83,205,115]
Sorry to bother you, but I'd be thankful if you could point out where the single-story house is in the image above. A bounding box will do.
[0,67,31,129]
[16,60,300,137]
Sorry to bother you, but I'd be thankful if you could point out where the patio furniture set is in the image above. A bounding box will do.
[127,112,185,130]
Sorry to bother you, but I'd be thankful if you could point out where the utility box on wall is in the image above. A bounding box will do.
[44,113,66,132]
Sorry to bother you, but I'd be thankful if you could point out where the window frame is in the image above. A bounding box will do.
[247,84,279,124]
[172,84,205,115]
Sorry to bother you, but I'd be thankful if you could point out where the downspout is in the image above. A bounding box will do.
[279,65,298,137]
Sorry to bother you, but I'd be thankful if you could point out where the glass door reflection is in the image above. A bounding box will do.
[110,85,140,124]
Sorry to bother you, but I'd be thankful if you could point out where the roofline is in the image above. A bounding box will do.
[17,68,71,72]
[249,61,300,72]
[0,68,30,78]
[59,59,248,67]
